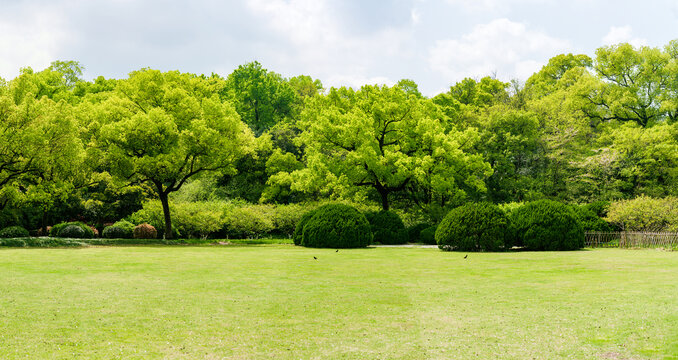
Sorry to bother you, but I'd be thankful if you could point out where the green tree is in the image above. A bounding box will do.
[292,85,490,211]
[223,61,298,135]
[96,69,254,238]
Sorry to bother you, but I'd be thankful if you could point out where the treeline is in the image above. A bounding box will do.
[1,40,677,238]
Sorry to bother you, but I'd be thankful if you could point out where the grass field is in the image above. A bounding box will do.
[1,246,676,359]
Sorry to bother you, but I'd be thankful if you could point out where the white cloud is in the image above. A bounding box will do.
[245,0,405,89]
[445,0,552,12]
[428,18,570,83]
[0,5,70,80]
[602,26,647,47]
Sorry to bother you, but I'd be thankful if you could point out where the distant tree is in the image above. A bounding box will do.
[223,61,298,135]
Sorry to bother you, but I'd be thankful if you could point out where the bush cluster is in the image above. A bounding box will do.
[296,204,371,248]
[419,225,438,245]
[50,222,95,238]
[407,223,431,243]
[510,200,584,251]
[133,223,158,239]
[0,226,29,238]
[436,202,510,251]
[365,211,408,245]
[102,220,136,239]
[571,204,613,232]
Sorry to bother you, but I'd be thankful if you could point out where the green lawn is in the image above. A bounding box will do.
[1,246,676,359]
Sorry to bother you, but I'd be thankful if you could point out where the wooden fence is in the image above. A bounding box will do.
[585,231,678,249]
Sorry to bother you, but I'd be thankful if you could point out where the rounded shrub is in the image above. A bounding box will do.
[419,225,437,245]
[102,220,135,239]
[59,224,87,238]
[293,209,319,246]
[51,222,95,238]
[407,223,431,243]
[0,226,30,238]
[0,238,27,247]
[510,199,584,251]
[300,204,372,248]
[364,211,408,245]
[133,223,158,239]
[435,202,510,252]
[571,205,613,232]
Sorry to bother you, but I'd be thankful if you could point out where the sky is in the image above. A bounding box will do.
[1,0,677,96]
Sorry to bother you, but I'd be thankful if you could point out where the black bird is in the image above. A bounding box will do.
[313,256,317,260]
[335,249,339,252]
[464,254,468,259]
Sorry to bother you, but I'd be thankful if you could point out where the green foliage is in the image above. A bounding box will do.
[300,204,372,248]
[102,220,135,239]
[50,222,95,238]
[606,196,678,232]
[510,200,584,251]
[130,200,224,239]
[436,203,510,252]
[59,224,88,238]
[221,205,275,239]
[0,238,27,247]
[419,225,438,245]
[0,226,29,238]
[365,211,408,245]
[293,209,319,246]
[294,84,491,211]
[133,223,157,239]
[407,223,431,243]
[570,205,614,232]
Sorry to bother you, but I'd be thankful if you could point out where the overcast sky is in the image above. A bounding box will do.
[1,0,677,95]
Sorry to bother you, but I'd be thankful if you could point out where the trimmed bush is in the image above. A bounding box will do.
[293,209,319,246]
[59,225,87,238]
[571,205,613,232]
[420,225,437,245]
[0,226,29,238]
[300,204,372,248]
[0,238,27,247]
[133,223,158,239]
[102,220,136,239]
[365,211,408,245]
[407,223,431,243]
[436,203,510,252]
[50,222,95,238]
[510,200,584,251]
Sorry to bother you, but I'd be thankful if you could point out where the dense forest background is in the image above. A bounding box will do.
[1,40,677,238]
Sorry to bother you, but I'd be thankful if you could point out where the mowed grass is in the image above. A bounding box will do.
[1,246,677,359]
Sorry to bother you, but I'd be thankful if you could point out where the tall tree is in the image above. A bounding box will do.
[291,85,490,211]
[96,69,254,238]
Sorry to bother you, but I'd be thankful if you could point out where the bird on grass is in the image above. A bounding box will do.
[335,249,339,252]
[464,254,468,259]
[313,256,317,260]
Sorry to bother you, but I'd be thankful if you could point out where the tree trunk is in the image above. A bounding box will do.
[158,191,173,239]
[378,189,389,211]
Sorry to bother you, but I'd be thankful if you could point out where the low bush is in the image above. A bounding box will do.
[365,211,408,245]
[50,222,95,238]
[59,225,88,238]
[510,200,584,251]
[102,220,136,239]
[293,209,319,246]
[0,226,29,238]
[222,205,275,239]
[420,225,437,245]
[606,196,678,232]
[571,205,614,232]
[133,223,158,239]
[300,204,371,248]
[436,203,510,252]
[407,223,431,243]
[0,238,27,247]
